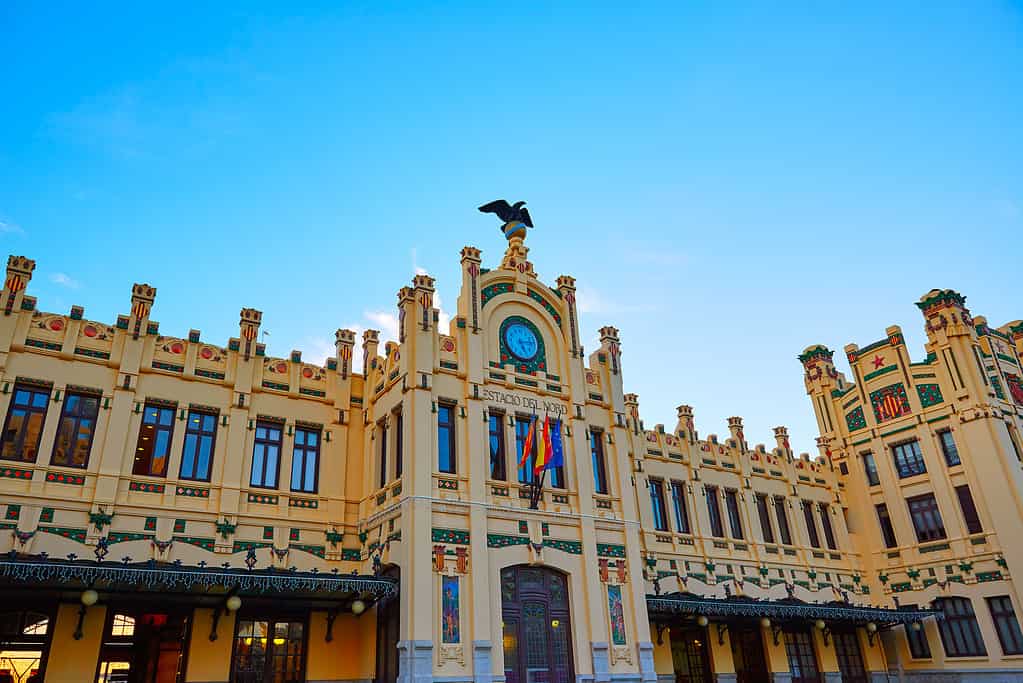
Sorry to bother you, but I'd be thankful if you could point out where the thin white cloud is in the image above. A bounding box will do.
[50,272,81,289]
[576,287,656,315]
[364,310,400,343]
[296,336,336,366]
[0,219,24,234]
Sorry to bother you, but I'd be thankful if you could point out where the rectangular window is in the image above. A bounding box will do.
[774,496,792,545]
[904,605,932,659]
[515,417,535,484]
[50,392,100,469]
[290,427,320,493]
[938,430,961,466]
[394,409,403,478]
[706,486,725,538]
[756,494,774,543]
[549,421,565,490]
[438,403,456,474]
[935,597,987,657]
[590,429,608,494]
[1008,425,1023,463]
[862,451,880,486]
[876,503,897,548]
[1,384,50,463]
[725,490,743,539]
[180,410,217,481]
[892,440,926,478]
[671,481,691,534]
[378,420,388,488]
[907,493,946,542]
[955,484,982,535]
[133,403,175,477]
[250,421,283,489]
[784,629,820,682]
[802,501,820,548]
[987,596,1023,656]
[489,412,506,481]
[819,503,837,550]
[649,479,668,531]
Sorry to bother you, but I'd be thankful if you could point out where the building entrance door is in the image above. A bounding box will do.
[730,625,768,683]
[669,627,712,683]
[833,630,868,683]
[500,566,574,683]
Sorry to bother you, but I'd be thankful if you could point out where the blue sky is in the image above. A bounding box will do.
[2,2,1021,454]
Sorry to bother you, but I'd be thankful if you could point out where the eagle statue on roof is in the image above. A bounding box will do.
[478,199,533,241]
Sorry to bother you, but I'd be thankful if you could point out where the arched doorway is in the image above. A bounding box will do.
[500,566,574,683]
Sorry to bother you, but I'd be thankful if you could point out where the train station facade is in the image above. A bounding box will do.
[0,229,1020,682]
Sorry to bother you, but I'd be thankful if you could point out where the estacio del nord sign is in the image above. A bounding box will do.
[475,386,568,417]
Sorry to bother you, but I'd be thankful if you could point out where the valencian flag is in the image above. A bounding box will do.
[517,416,536,469]
[534,416,552,474]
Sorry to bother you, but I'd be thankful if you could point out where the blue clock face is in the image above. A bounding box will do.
[503,322,539,361]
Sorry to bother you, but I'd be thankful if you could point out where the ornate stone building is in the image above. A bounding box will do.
[0,225,1016,682]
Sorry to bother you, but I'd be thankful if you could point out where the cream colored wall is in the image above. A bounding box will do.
[305,610,378,681]
[45,603,106,683]
[185,608,234,683]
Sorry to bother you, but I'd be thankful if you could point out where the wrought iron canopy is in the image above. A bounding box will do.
[647,592,938,627]
[0,554,398,603]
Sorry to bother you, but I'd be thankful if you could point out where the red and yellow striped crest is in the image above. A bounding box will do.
[242,326,257,341]
[131,301,147,319]
[4,274,23,293]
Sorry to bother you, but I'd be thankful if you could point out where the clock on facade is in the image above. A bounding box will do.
[503,321,539,361]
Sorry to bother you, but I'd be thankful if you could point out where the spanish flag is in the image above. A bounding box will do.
[517,416,536,469]
[534,416,552,474]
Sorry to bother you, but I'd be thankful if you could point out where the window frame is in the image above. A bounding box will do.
[802,500,821,548]
[132,402,176,477]
[1,383,51,463]
[649,478,669,531]
[49,391,101,469]
[938,430,961,467]
[394,408,403,478]
[179,409,218,482]
[935,597,987,658]
[590,428,609,495]
[773,496,793,545]
[954,484,982,535]
[515,416,536,484]
[987,596,1023,656]
[724,489,743,540]
[891,439,927,479]
[670,481,691,534]
[290,426,320,494]
[378,418,389,489]
[861,451,880,487]
[437,402,456,474]
[705,486,725,538]
[875,502,898,548]
[250,420,284,489]
[906,493,947,543]
[755,493,774,544]
[904,609,932,659]
[488,411,507,481]
[818,503,837,550]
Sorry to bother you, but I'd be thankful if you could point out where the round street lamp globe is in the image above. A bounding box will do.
[226,596,242,612]
[351,599,367,616]
[81,589,99,606]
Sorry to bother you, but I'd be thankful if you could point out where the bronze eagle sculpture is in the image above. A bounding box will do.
[478,200,533,228]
